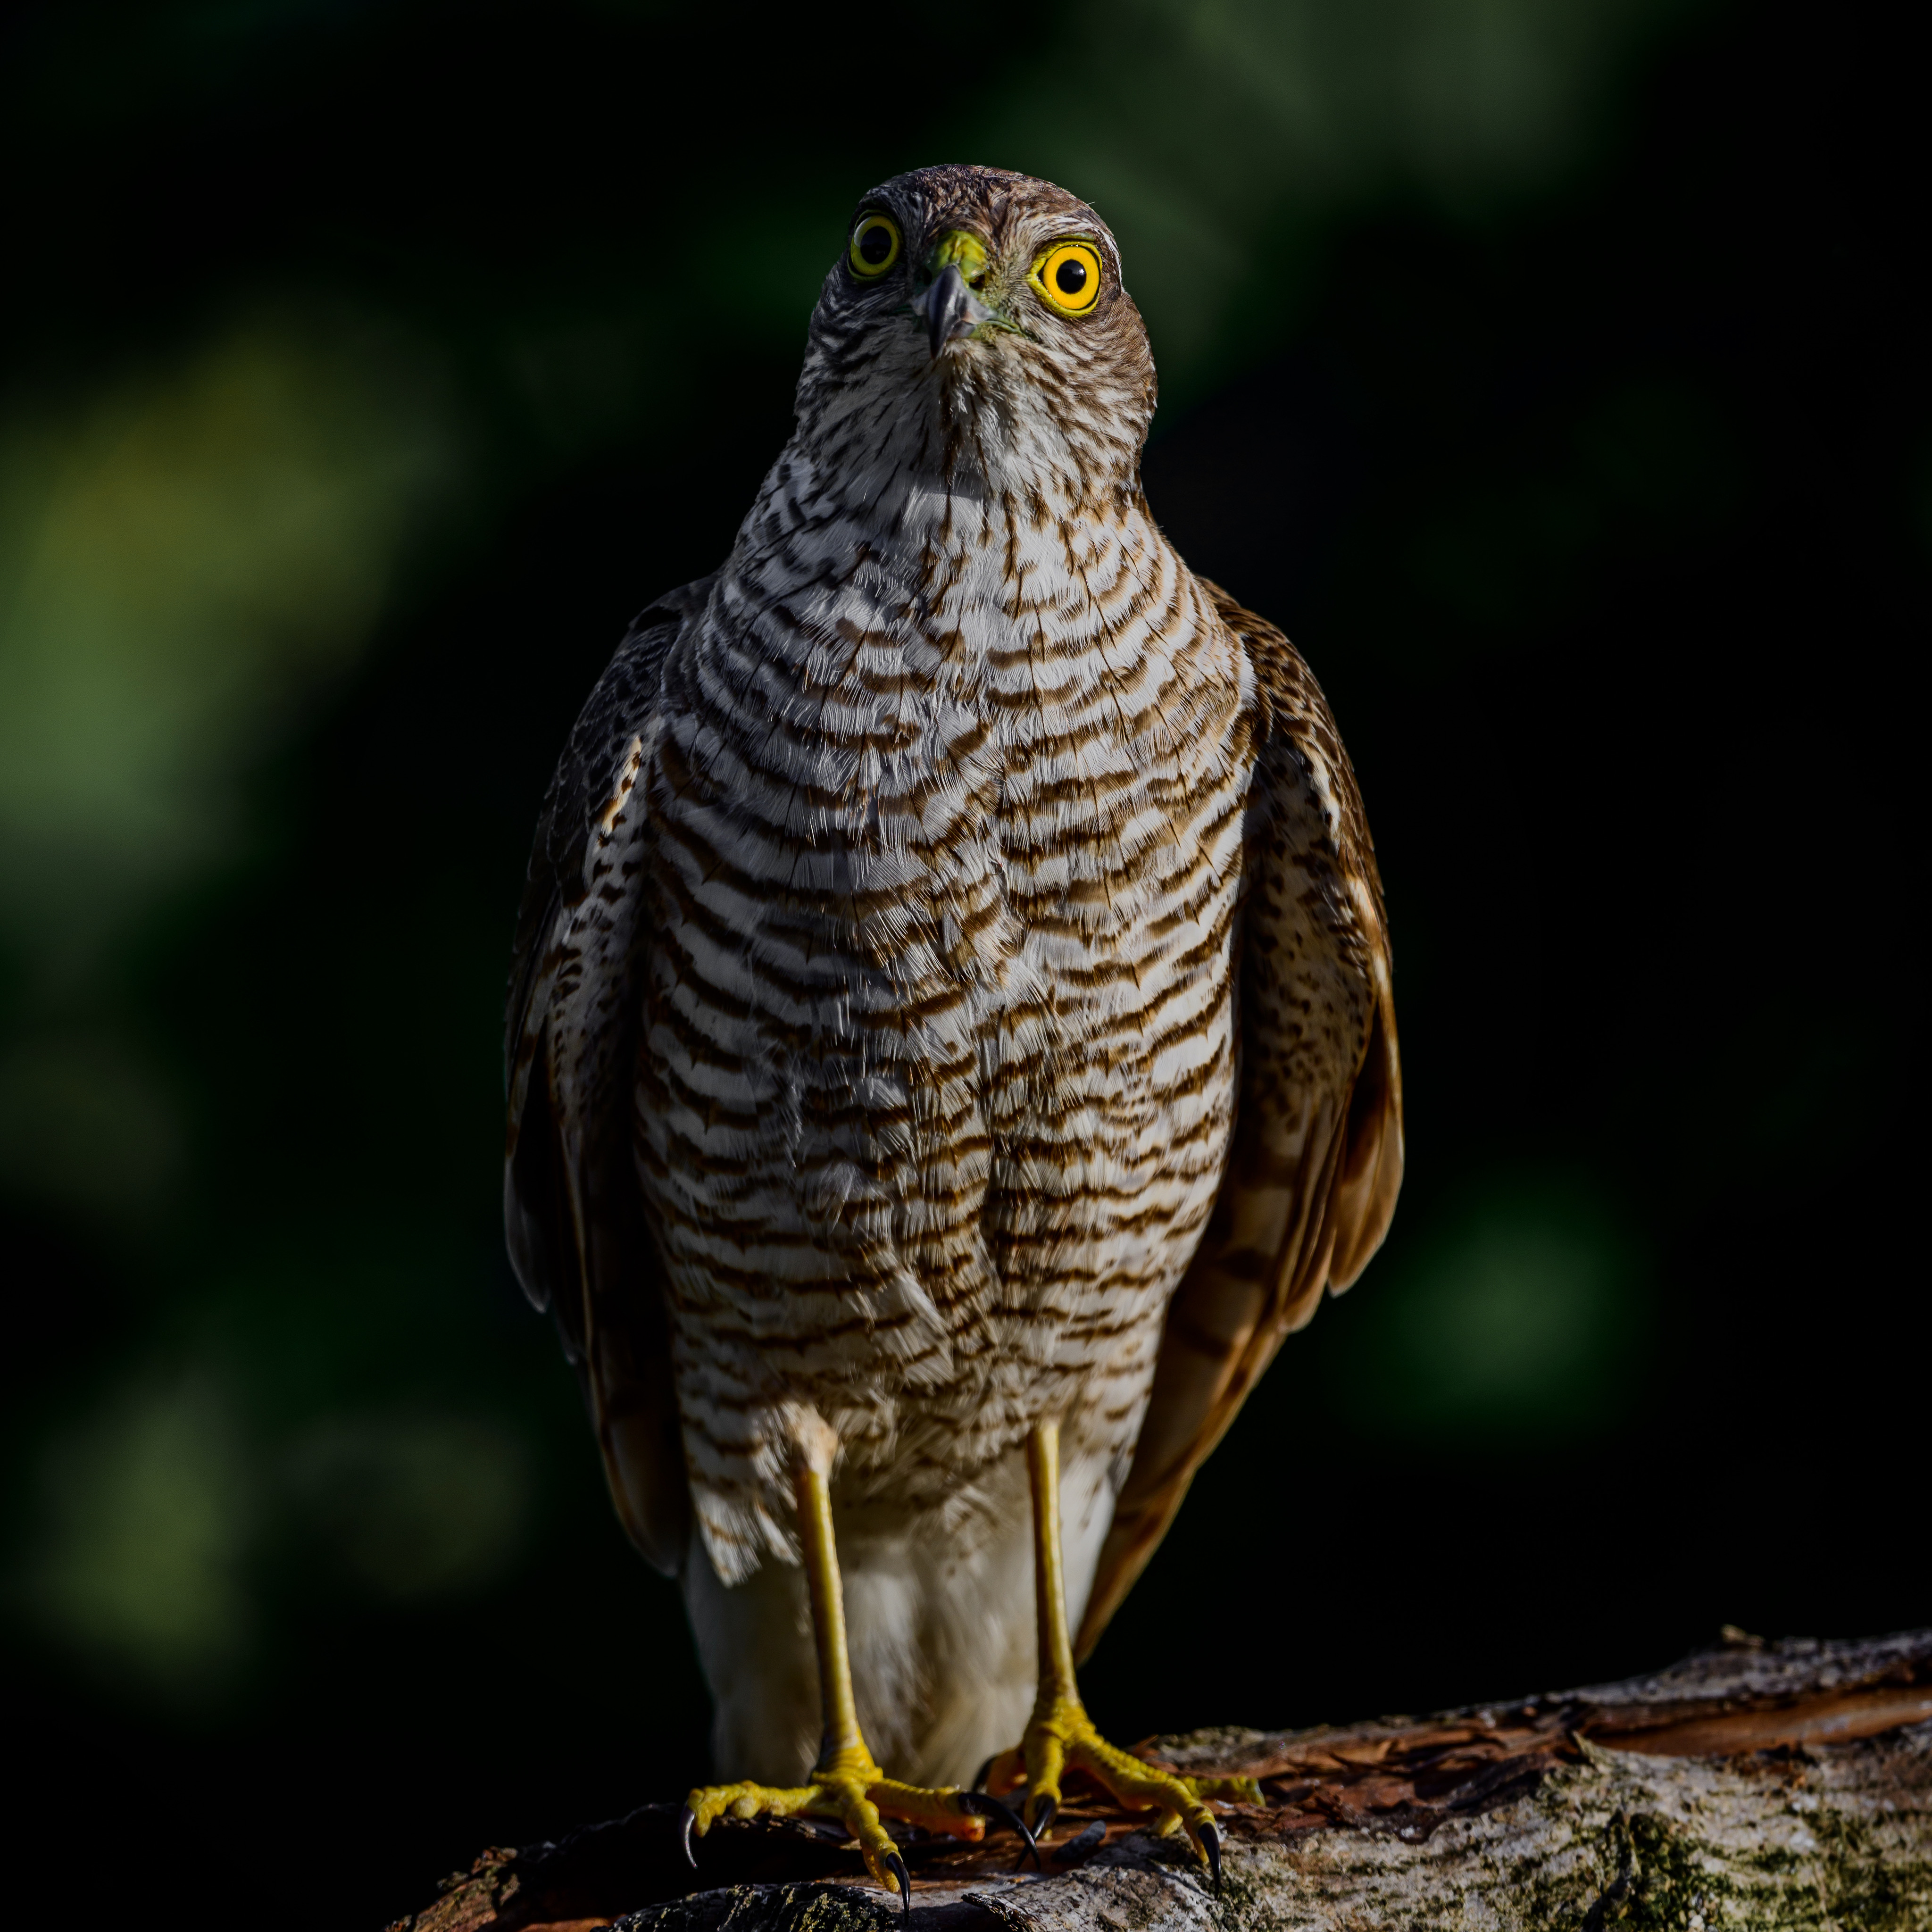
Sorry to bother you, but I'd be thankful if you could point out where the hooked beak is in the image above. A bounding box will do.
[914,262,996,360]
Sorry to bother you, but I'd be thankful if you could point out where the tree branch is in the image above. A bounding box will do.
[391,1629,1932,1931]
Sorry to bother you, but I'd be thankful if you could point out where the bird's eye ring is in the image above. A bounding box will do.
[849,214,902,279]
[1032,241,1103,316]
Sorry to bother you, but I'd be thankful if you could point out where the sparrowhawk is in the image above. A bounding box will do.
[505,163,1402,1900]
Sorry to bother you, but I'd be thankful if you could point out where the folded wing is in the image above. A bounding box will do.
[503,579,713,1576]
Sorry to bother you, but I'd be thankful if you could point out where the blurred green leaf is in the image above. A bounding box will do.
[0,1026,184,1216]
[286,1413,531,1601]
[0,311,461,983]
[21,1371,254,1703]
[1323,1173,1651,1440]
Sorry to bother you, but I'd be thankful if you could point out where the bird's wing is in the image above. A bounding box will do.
[1075,580,1403,1658]
[504,576,714,1577]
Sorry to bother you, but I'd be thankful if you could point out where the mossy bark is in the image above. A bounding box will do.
[394,1632,1932,1932]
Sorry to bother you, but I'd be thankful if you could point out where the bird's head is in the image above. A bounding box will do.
[794,165,1156,508]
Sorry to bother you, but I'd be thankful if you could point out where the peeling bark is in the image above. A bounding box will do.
[393,1631,1932,1931]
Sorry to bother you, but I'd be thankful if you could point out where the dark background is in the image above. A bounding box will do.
[2,1,1923,1927]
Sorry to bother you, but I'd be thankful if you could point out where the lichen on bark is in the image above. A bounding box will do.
[390,1632,1932,1932]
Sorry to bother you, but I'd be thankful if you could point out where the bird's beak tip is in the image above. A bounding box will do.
[917,262,996,362]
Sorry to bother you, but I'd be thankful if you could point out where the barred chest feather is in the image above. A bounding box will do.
[632,442,1256,1589]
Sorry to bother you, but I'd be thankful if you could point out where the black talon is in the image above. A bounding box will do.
[678,1806,698,1870]
[1199,1818,1221,1890]
[971,1755,996,1792]
[1028,1793,1058,1839]
[885,1849,913,1918]
[961,1790,1039,1868]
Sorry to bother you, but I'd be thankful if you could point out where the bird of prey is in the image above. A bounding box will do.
[505,163,1401,1903]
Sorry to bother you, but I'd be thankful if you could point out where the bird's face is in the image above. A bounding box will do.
[795,165,1156,505]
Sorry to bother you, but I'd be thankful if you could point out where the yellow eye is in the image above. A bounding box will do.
[1032,241,1104,315]
[849,213,902,278]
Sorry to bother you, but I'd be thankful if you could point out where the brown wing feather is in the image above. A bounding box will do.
[1074,582,1403,1658]
[504,579,712,1576]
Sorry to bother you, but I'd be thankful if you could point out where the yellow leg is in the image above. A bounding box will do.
[682,1453,1031,1905]
[983,1421,1246,1882]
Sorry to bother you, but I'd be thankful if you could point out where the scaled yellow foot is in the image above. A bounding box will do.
[679,1447,1033,1910]
[682,1741,1023,1902]
[983,1692,1256,1877]
[983,1422,1262,1882]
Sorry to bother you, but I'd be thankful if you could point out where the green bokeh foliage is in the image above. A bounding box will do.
[0,1,1922,1925]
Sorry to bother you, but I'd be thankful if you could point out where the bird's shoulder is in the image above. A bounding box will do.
[1198,576,1389,948]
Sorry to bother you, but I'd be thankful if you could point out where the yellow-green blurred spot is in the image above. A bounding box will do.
[0,314,456,974]
[26,1374,253,1700]
[0,1027,183,1214]
[1326,1174,1649,1438]
[289,1414,531,1600]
